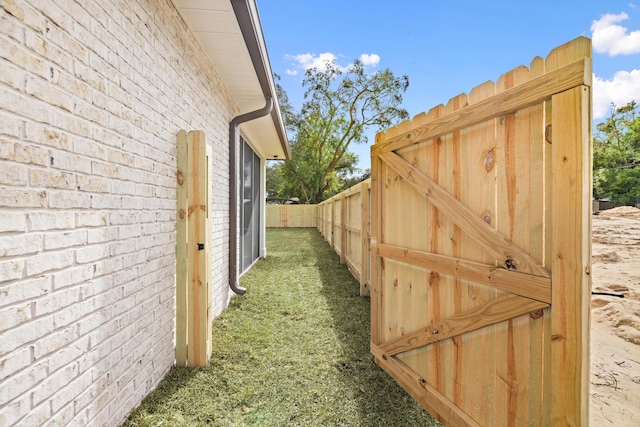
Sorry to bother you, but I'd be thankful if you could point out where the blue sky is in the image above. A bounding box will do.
[259,1,640,171]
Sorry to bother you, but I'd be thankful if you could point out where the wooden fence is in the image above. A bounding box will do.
[266,204,317,227]
[317,180,371,295]
[176,130,212,368]
[266,182,371,295]
[369,37,592,426]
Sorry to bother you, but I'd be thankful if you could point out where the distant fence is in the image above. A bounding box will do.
[266,180,371,295]
[317,180,371,295]
[266,204,317,227]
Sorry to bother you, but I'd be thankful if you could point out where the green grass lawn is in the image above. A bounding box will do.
[123,228,439,426]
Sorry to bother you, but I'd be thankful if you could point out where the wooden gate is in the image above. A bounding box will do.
[176,130,212,368]
[370,38,592,426]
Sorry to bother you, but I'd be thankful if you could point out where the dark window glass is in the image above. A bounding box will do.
[240,138,261,272]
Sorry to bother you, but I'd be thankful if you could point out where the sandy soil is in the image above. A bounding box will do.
[590,206,640,426]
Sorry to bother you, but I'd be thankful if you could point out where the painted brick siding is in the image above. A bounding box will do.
[0,0,236,425]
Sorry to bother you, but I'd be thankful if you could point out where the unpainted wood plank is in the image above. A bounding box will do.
[186,130,209,367]
[379,294,548,356]
[394,142,415,369]
[528,56,547,267]
[205,142,212,362]
[406,112,431,377]
[495,66,531,250]
[176,130,188,367]
[449,93,468,405]
[547,37,592,426]
[360,181,370,295]
[340,193,346,264]
[495,65,534,424]
[542,94,554,423]
[371,58,590,157]
[371,343,481,427]
[463,79,498,425]
[545,36,592,72]
[425,104,445,392]
[377,243,551,303]
[550,85,591,426]
[379,151,550,278]
[383,162,400,343]
[370,152,382,345]
[525,55,550,425]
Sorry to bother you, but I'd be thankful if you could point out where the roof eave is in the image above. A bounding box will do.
[172,0,290,160]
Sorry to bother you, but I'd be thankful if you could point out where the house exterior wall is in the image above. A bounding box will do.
[0,0,238,425]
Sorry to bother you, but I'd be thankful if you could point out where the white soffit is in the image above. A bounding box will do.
[172,0,289,160]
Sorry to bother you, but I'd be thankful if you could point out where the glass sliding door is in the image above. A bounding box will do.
[240,138,261,273]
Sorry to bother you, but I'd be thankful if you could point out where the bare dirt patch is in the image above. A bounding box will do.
[590,207,640,425]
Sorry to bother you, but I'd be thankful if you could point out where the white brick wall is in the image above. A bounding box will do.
[1,0,236,425]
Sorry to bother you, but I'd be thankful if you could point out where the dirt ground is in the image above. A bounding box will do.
[590,206,640,426]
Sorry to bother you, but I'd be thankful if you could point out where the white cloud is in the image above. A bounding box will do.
[284,52,339,72]
[591,12,640,55]
[593,69,640,118]
[284,52,382,75]
[359,53,380,66]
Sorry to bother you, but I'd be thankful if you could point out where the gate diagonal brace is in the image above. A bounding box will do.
[379,294,549,358]
[379,151,550,279]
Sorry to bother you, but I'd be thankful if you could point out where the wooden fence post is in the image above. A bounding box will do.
[330,198,335,250]
[370,148,382,347]
[176,130,212,368]
[176,131,188,367]
[550,85,591,426]
[340,193,347,264]
[360,181,370,296]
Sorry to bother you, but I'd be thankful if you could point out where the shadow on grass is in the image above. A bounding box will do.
[310,230,439,426]
[123,228,438,426]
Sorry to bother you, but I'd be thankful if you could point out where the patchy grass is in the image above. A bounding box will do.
[123,228,439,426]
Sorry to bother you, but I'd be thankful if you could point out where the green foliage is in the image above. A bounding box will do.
[593,101,640,206]
[271,61,409,203]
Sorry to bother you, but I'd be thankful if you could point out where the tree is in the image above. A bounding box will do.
[336,168,371,195]
[273,60,409,203]
[593,101,640,206]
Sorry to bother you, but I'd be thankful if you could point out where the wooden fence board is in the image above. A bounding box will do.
[370,58,590,157]
[463,80,497,424]
[550,84,591,426]
[266,204,317,228]
[176,130,212,368]
[370,37,591,426]
[176,131,188,367]
[379,151,549,278]
[186,130,210,368]
[360,181,370,295]
[313,181,372,295]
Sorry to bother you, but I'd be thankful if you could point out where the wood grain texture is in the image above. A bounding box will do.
[368,36,591,426]
[176,130,188,367]
[371,343,482,427]
[379,294,548,356]
[379,150,549,278]
[550,85,591,426]
[371,58,590,157]
[378,243,551,303]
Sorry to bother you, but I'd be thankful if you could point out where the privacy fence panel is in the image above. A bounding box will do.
[370,37,592,426]
[318,180,371,295]
[266,204,317,227]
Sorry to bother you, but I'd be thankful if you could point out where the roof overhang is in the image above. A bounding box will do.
[172,0,290,160]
